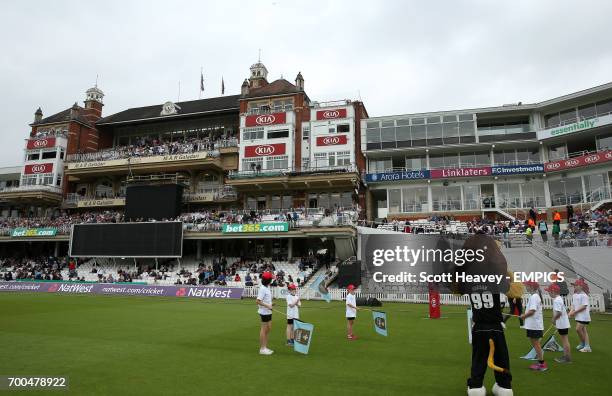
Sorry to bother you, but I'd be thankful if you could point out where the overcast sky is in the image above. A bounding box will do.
[1,0,611,167]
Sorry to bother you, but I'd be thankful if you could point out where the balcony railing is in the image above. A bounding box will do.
[0,185,62,194]
[66,138,237,163]
[548,146,611,162]
[183,187,237,202]
[63,194,126,206]
[229,165,358,180]
[246,105,293,115]
[544,110,612,129]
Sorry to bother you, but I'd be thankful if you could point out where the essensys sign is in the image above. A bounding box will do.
[316,108,347,120]
[222,222,289,233]
[244,143,286,157]
[316,134,348,146]
[245,112,287,127]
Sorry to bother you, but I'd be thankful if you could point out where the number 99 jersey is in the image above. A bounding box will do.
[467,290,503,330]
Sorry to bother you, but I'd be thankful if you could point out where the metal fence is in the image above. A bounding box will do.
[241,286,606,312]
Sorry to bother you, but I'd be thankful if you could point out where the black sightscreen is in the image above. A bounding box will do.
[337,260,361,288]
[70,222,183,257]
[125,184,183,221]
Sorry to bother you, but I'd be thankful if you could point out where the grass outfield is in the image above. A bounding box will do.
[0,294,610,395]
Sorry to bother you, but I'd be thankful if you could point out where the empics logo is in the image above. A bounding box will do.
[255,115,276,125]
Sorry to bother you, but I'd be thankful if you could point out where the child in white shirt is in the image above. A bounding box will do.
[256,271,274,355]
[521,281,546,371]
[569,279,591,352]
[346,284,358,340]
[545,283,571,363]
[285,283,301,346]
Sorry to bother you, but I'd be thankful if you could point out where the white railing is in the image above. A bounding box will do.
[312,100,351,108]
[240,286,606,312]
[229,164,359,179]
[246,105,293,115]
[0,185,62,194]
[66,138,237,163]
[183,187,237,202]
[64,193,125,204]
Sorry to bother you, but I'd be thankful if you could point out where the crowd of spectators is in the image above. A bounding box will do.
[0,205,358,235]
[173,255,319,288]
[0,256,84,281]
[67,136,237,163]
[0,211,124,234]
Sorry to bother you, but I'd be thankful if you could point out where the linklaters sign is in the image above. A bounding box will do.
[10,228,57,237]
[537,114,612,140]
[222,222,289,233]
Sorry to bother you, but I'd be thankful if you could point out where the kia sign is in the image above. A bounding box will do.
[245,112,287,127]
[430,167,492,179]
[544,150,612,172]
[316,135,348,146]
[316,108,347,120]
[24,163,53,174]
[26,137,56,150]
[244,143,286,157]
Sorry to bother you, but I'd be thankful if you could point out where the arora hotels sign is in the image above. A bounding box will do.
[366,165,545,183]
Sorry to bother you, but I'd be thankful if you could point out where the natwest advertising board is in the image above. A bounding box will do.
[244,143,286,157]
[27,137,56,150]
[430,167,492,179]
[24,163,54,174]
[316,108,347,120]
[544,150,612,172]
[316,135,348,146]
[245,112,287,127]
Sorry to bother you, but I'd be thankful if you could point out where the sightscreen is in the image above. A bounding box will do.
[125,184,183,221]
[70,222,183,257]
